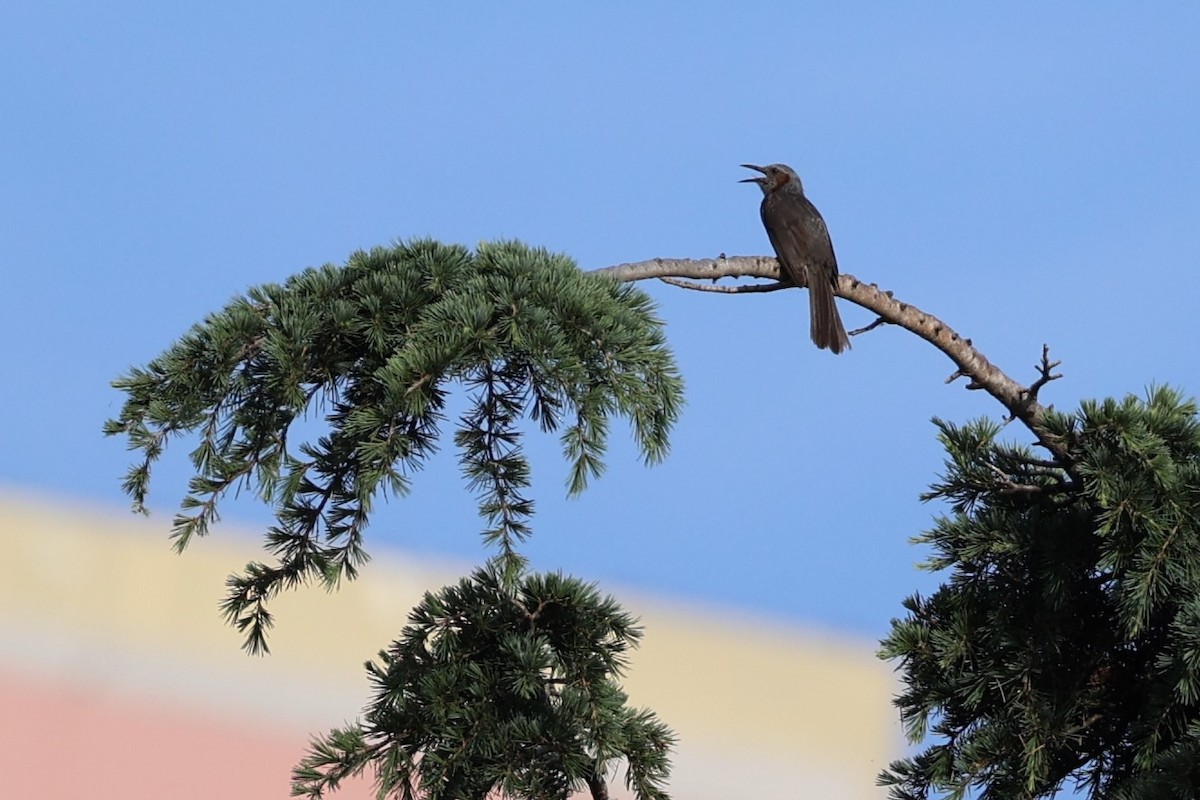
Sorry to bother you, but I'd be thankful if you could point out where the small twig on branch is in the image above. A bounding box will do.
[1023,462,1073,483]
[658,276,785,294]
[1028,457,1066,469]
[849,317,890,337]
[1027,344,1063,401]
[590,255,1072,465]
[985,462,1044,495]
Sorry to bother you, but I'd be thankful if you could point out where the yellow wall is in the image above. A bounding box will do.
[0,489,897,799]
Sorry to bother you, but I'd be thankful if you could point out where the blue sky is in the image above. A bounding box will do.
[2,4,1198,643]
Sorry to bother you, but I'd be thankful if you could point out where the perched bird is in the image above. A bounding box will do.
[740,163,851,354]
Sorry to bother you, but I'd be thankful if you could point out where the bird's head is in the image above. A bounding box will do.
[739,163,802,195]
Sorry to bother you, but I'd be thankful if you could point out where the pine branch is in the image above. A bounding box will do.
[592,255,1071,464]
[457,361,535,580]
[106,240,685,652]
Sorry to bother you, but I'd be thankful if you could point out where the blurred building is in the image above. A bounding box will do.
[0,490,897,799]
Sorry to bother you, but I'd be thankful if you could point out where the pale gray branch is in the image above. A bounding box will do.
[590,255,1069,463]
[596,255,781,284]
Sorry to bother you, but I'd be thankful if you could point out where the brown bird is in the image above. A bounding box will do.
[740,163,851,354]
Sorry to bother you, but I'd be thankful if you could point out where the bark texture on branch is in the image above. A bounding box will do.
[586,771,610,800]
[591,255,1069,463]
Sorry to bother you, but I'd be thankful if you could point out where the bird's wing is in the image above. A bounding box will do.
[761,195,839,287]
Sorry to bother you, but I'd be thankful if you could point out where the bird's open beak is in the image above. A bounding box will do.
[738,163,767,183]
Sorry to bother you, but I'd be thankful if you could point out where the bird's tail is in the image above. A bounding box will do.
[808,274,851,354]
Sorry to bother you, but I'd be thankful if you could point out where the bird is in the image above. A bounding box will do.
[740,163,851,354]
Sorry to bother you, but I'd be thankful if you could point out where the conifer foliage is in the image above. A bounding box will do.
[879,387,1200,800]
[293,567,674,800]
[105,239,683,655]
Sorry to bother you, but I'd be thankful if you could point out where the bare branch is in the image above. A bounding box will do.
[597,254,780,284]
[591,255,1071,463]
